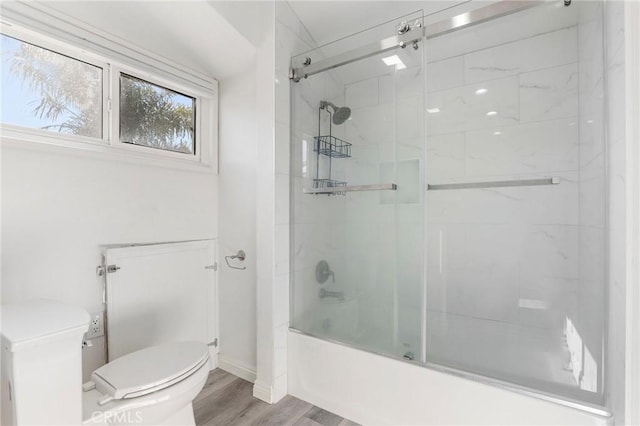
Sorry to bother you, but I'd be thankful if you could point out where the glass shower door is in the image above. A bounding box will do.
[423,0,606,405]
[289,0,606,408]
[290,13,425,361]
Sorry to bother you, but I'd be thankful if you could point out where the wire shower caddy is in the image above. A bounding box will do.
[312,104,352,195]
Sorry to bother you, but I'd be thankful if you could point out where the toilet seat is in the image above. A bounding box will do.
[83,354,211,426]
[89,341,209,401]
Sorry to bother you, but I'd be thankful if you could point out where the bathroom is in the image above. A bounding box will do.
[0,0,639,425]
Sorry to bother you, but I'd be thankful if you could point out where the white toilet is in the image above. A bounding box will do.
[1,299,210,426]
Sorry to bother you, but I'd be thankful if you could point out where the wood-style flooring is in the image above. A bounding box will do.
[193,369,359,426]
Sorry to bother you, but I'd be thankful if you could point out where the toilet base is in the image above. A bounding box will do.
[83,403,195,426]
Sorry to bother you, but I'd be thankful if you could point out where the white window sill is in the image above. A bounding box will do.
[1,130,218,175]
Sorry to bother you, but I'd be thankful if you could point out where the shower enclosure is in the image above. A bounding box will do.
[290,0,606,409]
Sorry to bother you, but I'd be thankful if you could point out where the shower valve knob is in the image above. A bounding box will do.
[315,260,335,284]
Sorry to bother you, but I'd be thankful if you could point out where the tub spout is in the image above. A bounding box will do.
[319,288,344,301]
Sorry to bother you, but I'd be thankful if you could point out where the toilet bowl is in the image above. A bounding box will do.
[83,341,210,426]
[1,299,211,426]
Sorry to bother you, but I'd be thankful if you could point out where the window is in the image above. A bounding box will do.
[119,74,195,155]
[0,22,217,169]
[1,33,103,139]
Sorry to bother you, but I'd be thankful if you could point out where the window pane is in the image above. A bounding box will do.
[1,34,102,139]
[119,74,195,155]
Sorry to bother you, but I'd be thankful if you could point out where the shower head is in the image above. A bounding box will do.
[332,106,351,125]
[320,101,351,125]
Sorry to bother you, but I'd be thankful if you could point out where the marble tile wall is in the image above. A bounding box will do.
[575,0,606,395]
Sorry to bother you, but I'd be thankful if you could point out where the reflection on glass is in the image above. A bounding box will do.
[119,74,195,155]
[425,0,605,405]
[1,34,102,138]
[288,0,605,407]
[290,11,425,362]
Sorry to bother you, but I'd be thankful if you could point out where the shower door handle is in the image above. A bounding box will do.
[427,177,560,191]
[304,183,397,195]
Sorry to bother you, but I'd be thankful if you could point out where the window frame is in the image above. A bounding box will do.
[111,66,202,162]
[1,24,110,148]
[0,20,218,172]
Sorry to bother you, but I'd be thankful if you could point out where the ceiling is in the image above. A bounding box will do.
[23,0,475,81]
[30,1,257,80]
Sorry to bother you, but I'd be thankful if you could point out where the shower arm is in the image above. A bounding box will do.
[319,103,334,138]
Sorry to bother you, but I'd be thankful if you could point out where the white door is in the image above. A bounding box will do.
[104,240,217,366]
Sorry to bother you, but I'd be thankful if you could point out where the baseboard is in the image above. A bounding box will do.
[217,356,287,405]
[217,354,257,383]
[253,379,273,403]
[208,347,218,370]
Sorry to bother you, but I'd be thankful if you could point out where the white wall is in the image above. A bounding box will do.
[253,0,279,402]
[212,0,280,403]
[206,1,289,400]
[217,65,259,379]
[0,143,217,379]
[0,0,268,388]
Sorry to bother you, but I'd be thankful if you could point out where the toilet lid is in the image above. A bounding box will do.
[91,341,209,400]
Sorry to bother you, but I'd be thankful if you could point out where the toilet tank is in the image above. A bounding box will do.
[1,299,89,425]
